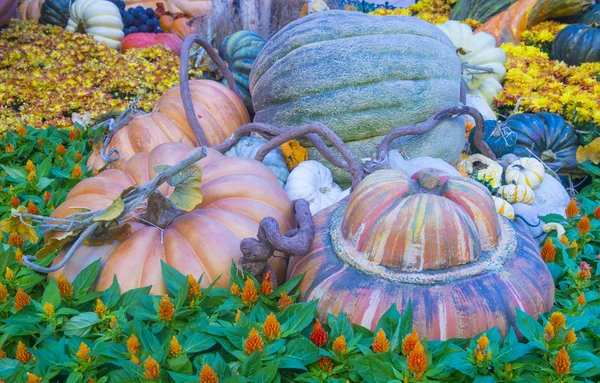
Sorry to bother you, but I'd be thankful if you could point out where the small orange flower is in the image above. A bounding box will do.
[541,237,556,263]
[110,316,117,329]
[559,235,570,246]
[234,309,241,325]
[10,194,20,208]
[554,347,570,375]
[262,313,281,340]
[127,334,140,355]
[565,329,577,345]
[69,129,77,141]
[130,355,141,365]
[570,241,579,257]
[577,215,591,234]
[56,143,67,154]
[319,357,333,373]
[310,320,329,348]
[594,206,600,221]
[25,160,35,172]
[260,271,274,296]
[17,124,27,136]
[402,329,420,356]
[44,302,55,316]
[76,342,91,362]
[476,334,489,352]
[278,291,292,310]
[75,151,83,162]
[72,164,82,178]
[5,267,14,280]
[26,373,41,383]
[231,283,240,296]
[0,348,5,358]
[57,273,73,298]
[5,144,14,153]
[186,274,201,299]
[37,138,43,147]
[372,328,390,353]
[95,298,106,318]
[14,288,31,311]
[241,278,258,305]
[43,191,52,204]
[27,200,38,215]
[169,336,182,358]
[15,248,23,264]
[565,199,579,218]
[577,294,586,307]
[199,364,219,383]
[407,341,428,381]
[159,295,175,320]
[27,170,36,182]
[332,335,347,355]
[16,341,32,364]
[577,261,591,281]
[143,356,160,380]
[245,328,264,355]
[544,322,555,342]
[0,283,8,303]
[550,312,567,332]
[8,232,24,248]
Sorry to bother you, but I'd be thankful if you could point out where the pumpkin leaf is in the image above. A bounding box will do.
[34,231,78,259]
[576,137,600,164]
[0,206,39,243]
[169,164,203,212]
[92,197,125,222]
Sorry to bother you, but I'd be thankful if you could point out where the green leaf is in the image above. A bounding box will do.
[579,162,600,177]
[35,177,55,192]
[539,214,566,224]
[473,377,497,383]
[63,312,101,337]
[515,308,544,343]
[240,352,262,376]
[284,338,320,365]
[546,263,564,284]
[161,261,187,295]
[65,372,84,383]
[1,165,28,182]
[169,164,203,211]
[168,372,199,383]
[273,274,304,296]
[496,343,534,363]
[183,334,217,353]
[119,286,152,311]
[72,259,101,297]
[352,354,398,383]
[251,363,278,383]
[168,354,193,375]
[328,312,354,342]
[280,301,318,337]
[41,280,61,310]
[567,314,595,331]
[92,197,125,222]
[101,276,121,309]
[37,156,52,178]
[570,350,600,377]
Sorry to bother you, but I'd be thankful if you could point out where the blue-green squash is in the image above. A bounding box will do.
[39,0,71,27]
[224,136,289,187]
[468,120,517,158]
[552,23,600,65]
[249,10,465,187]
[578,3,600,25]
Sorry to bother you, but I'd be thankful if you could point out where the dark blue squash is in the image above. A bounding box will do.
[39,0,71,27]
[468,119,517,158]
[552,23,600,65]
[578,3,600,25]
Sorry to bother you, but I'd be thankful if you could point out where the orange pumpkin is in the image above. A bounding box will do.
[171,16,195,38]
[51,142,294,294]
[17,0,43,20]
[87,79,250,172]
[159,14,174,31]
[124,0,180,12]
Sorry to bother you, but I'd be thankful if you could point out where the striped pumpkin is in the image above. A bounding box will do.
[288,168,554,340]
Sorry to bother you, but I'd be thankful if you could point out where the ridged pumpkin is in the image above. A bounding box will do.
[87,79,250,172]
[0,0,17,27]
[39,0,70,26]
[120,32,183,55]
[468,119,516,158]
[51,142,294,294]
[288,169,554,340]
[65,0,124,50]
[552,24,600,66]
[579,3,600,24]
[249,11,465,186]
[17,0,43,20]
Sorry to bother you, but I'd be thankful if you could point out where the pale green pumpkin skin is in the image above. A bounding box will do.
[250,11,465,185]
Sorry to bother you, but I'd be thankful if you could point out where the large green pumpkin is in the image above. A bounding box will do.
[249,11,465,186]
[552,23,600,65]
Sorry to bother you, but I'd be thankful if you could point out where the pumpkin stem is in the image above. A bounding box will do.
[461,63,496,75]
[179,34,240,147]
[141,192,185,229]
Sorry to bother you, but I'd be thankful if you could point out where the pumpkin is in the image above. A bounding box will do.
[504,157,545,189]
[466,94,496,121]
[468,120,516,158]
[457,153,503,191]
[249,11,466,186]
[579,3,600,24]
[450,0,516,23]
[17,0,43,20]
[218,30,266,115]
[387,150,462,178]
[284,160,349,215]
[87,80,250,172]
[437,20,506,105]
[120,32,183,55]
[65,0,124,50]
[39,0,70,26]
[493,196,515,220]
[50,142,294,294]
[498,184,535,204]
[171,0,210,17]
[0,0,17,27]
[288,169,554,339]
[552,24,600,66]
[159,16,195,39]
[477,0,593,44]
[124,0,180,12]
[224,136,289,188]
[504,112,579,176]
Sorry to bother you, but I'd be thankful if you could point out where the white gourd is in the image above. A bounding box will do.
[456,154,503,189]
[66,0,124,50]
[493,196,515,220]
[504,157,545,189]
[285,160,349,215]
[499,184,535,204]
[386,150,462,177]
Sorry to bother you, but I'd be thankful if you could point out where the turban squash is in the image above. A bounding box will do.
[288,168,554,340]
[250,11,466,186]
[51,142,294,294]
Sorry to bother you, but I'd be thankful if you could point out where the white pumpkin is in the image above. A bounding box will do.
[498,184,535,204]
[66,0,124,50]
[437,21,506,105]
[465,94,496,122]
[386,150,462,178]
[284,160,349,215]
[504,157,545,189]
[493,196,515,220]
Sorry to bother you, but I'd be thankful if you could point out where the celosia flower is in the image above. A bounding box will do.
[260,271,274,295]
[310,320,328,348]
[95,298,106,318]
[372,328,390,353]
[594,206,600,221]
[565,329,577,345]
[15,248,23,264]
[27,170,36,183]
[332,335,347,355]
[245,328,264,355]
[37,138,43,147]
[56,144,67,154]
[27,200,38,215]
[16,124,27,136]
[26,373,41,383]
[402,329,420,356]
[69,129,77,141]
[75,151,83,162]
[199,364,219,383]
[57,273,73,298]
[230,283,240,296]
[10,194,19,208]
[550,312,567,332]
[169,336,182,358]
[544,322,555,342]
[577,294,586,307]
[0,283,8,303]
[5,267,14,280]
[110,316,117,329]
[234,309,241,325]
[130,355,141,365]
[143,356,160,380]
[278,291,292,310]
[319,357,333,373]
[577,216,591,234]
[76,342,91,362]
[560,235,570,246]
[14,288,31,311]
[407,341,428,381]
[16,341,32,364]
[554,347,570,375]
[566,199,579,218]
[541,237,556,263]
[241,278,258,305]
[158,295,175,320]
[186,274,201,299]
[0,348,5,358]
[44,302,55,316]
[43,191,52,204]
[127,334,140,355]
[577,261,591,281]
[72,164,82,178]
[5,144,14,153]
[262,313,281,340]
[25,160,35,172]
[8,232,24,248]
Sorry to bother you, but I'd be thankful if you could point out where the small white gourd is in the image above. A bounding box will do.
[498,184,535,204]
[66,0,124,50]
[492,196,515,220]
[504,157,545,189]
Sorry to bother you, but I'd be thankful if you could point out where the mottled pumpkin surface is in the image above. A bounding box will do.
[288,169,554,340]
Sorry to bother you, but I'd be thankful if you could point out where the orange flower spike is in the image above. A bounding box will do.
[69,129,77,141]
[158,295,175,320]
[278,291,292,310]
[76,342,91,362]
[0,349,5,358]
[127,334,141,355]
[476,334,489,352]
[8,232,24,248]
[550,312,567,332]
[577,294,586,307]
[26,373,41,383]
[10,194,20,208]
[130,355,141,366]
[402,329,420,356]
[554,347,571,375]
[5,267,14,280]
[565,329,577,345]
[260,271,274,296]
[15,248,23,264]
[16,341,32,364]
[544,322,555,342]
[186,274,201,299]
[27,170,36,182]
[56,143,67,154]
[27,200,38,215]
[540,237,556,263]
[577,215,591,234]
[72,163,83,178]
[372,328,390,353]
[110,316,117,329]
[262,313,281,340]
[407,341,428,381]
[0,283,8,303]
[17,124,27,136]
[234,309,241,325]
[559,234,570,246]
[95,298,107,318]
[230,283,240,296]
[319,357,333,373]
[594,206,600,221]
[43,191,52,204]
[5,144,15,153]
[25,160,35,172]
[57,273,73,298]
[37,138,43,147]
[43,302,55,317]
[143,356,161,380]
[565,199,579,218]
[241,278,258,305]
[169,336,182,358]
[577,261,592,281]
[245,328,264,355]
[75,151,83,162]
[14,288,31,311]
[310,320,329,348]
[200,364,219,383]
[332,335,347,355]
